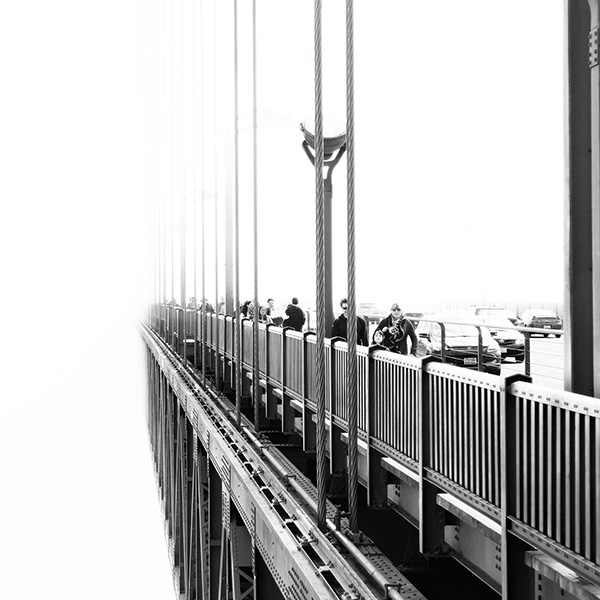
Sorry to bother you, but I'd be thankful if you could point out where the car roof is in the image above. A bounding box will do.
[521,308,558,316]
[423,312,484,323]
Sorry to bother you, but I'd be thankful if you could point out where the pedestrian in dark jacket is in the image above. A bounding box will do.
[331,298,369,346]
[282,297,305,332]
[373,303,418,356]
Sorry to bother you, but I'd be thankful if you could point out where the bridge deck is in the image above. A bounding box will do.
[145,311,600,599]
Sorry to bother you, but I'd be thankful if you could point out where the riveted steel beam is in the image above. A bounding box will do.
[143,325,425,600]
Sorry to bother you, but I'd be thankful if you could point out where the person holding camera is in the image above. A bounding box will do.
[373,303,418,356]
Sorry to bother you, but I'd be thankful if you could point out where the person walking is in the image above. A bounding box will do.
[282,297,306,332]
[373,303,418,356]
[331,298,369,346]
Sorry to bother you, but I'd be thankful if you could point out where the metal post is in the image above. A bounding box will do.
[324,180,334,336]
[565,0,597,396]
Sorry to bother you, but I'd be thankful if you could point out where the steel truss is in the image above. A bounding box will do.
[144,326,426,600]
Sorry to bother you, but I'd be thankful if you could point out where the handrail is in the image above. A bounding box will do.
[148,304,600,588]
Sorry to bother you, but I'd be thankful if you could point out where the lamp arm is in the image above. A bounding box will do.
[301,140,316,166]
[325,143,346,169]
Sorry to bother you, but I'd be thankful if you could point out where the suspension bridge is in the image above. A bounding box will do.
[142,1,600,599]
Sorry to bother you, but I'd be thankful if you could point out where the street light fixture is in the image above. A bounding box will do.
[300,117,347,335]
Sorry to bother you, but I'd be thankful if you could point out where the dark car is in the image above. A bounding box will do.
[404,311,425,328]
[519,309,563,338]
[416,314,502,375]
[473,306,520,326]
[477,315,525,362]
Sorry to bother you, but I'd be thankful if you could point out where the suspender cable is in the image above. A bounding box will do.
[214,0,221,390]
[156,0,163,335]
[252,0,261,431]
[180,0,187,366]
[313,0,328,532]
[170,1,175,346]
[345,0,359,534]
[161,1,167,339]
[192,0,198,372]
[234,0,242,428]
[200,0,207,388]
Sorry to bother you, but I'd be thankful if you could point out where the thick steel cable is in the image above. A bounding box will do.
[170,0,175,338]
[345,0,359,534]
[213,0,220,388]
[200,0,207,388]
[155,0,162,330]
[234,0,242,428]
[252,0,261,431]
[180,0,187,365]
[313,0,328,532]
[161,1,167,336]
[192,0,198,372]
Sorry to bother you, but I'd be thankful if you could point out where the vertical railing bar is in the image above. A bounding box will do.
[394,364,404,449]
[522,396,528,525]
[547,404,553,540]
[574,412,581,555]
[595,419,600,565]
[395,366,407,455]
[468,385,474,494]
[383,362,388,447]
[514,395,521,519]
[461,380,466,488]
[449,379,454,481]
[539,402,545,534]
[414,369,419,461]
[410,369,415,460]
[531,399,537,529]
[438,375,443,474]
[451,379,457,484]
[474,384,480,497]
[556,404,562,546]
[457,380,463,488]
[432,376,438,472]
[443,379,449,479]
[487,388,493,503]
[585,415,591,560]
[566,410,571,549]
[402,364,407,456]
[395,361,399,451]
[494,389,500,506]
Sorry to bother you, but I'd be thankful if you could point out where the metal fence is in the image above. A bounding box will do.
[149,303,598,585]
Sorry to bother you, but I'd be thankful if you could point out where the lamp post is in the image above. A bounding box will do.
[300,117,346,335]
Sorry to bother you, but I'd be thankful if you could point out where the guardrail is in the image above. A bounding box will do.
[148,303,597,590]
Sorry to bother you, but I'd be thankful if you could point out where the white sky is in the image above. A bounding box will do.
[0,1,564,598]
[153,0,564,315]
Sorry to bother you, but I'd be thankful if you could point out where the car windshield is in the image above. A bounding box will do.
[480,316,514,329]
[479,308,515,319]
[531,309,557,317]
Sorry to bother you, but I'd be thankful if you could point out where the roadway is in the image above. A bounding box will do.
[500,335,564,390]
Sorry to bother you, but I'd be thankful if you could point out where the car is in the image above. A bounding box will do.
[416,314,502,375]
[477,315,525,362]
[519,309,563,337]
[473,306,520,326]
[357,303,387,325]
[404,311,425,328]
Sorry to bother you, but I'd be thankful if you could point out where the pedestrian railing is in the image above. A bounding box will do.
[148,303,598,589]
